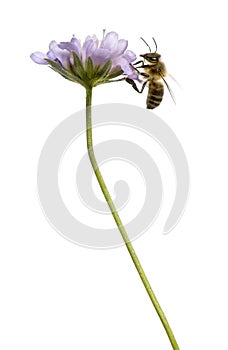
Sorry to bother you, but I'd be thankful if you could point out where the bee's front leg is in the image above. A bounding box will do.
[133,60,144,67]
[130,63,150,76]
[133,61,151,69]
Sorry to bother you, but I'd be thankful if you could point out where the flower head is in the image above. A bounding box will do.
[30,31,138,87]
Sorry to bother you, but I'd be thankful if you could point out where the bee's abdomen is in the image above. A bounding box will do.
[146,81,164,109]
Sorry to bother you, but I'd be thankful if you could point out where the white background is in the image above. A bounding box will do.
[1,0,228,349]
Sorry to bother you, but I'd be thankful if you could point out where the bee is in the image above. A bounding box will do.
[126,37,175,109]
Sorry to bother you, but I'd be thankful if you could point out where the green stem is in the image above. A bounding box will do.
[86,86,180,350]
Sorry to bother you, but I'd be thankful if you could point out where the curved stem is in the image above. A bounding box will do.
[86,86,180,350]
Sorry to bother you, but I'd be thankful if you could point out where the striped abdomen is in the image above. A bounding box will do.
[146,80,164,109]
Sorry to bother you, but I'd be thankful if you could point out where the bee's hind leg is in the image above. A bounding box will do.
[126,78,148,93]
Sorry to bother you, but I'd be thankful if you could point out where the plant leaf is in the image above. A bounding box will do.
[85,57,94,79]
[46,59,86,86]
[95,60,112,81]
[71,52,86,80]
[107,70,123,80]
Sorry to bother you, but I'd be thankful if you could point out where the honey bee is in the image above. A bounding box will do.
[126,37,175,109]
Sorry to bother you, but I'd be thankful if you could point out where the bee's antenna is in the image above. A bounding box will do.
[140,37,151,52]
[152,37,157,53]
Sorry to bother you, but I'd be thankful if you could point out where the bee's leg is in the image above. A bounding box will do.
[126,78,148,93]
[139,72,149,78]
[133,60,144,67]
[140,64,151,68]
[133,61,151,69]
[130,64,150,76]
[133,62,151,69]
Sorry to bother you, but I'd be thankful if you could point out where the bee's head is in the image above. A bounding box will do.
[140,52,161,63]
[140,37,161,63]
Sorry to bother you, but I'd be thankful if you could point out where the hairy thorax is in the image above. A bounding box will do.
[144,61,167,81]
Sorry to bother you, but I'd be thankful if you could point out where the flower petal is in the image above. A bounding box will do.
[101,31,118,51]
[50,45,70,68]
[46,50,56,60]
[49,40,58,51]
[123,50,137,62]
[113,39,128,57]
[71,37,82,54]
[91,48,111,66]
[59,37,81,57]
[30,52,48,64]
[82,38,97,63]
[112,56,138,79]
[127,71,139,80]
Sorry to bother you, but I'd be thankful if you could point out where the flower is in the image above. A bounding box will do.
[30,31,138,87]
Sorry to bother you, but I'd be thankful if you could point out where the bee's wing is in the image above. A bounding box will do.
[159,73,176,105]
[168,73,182,89]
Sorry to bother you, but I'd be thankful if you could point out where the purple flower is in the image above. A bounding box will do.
[30,31,138,85]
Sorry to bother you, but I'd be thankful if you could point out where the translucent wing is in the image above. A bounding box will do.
[159,73,176,105]
[168,73,182,89]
